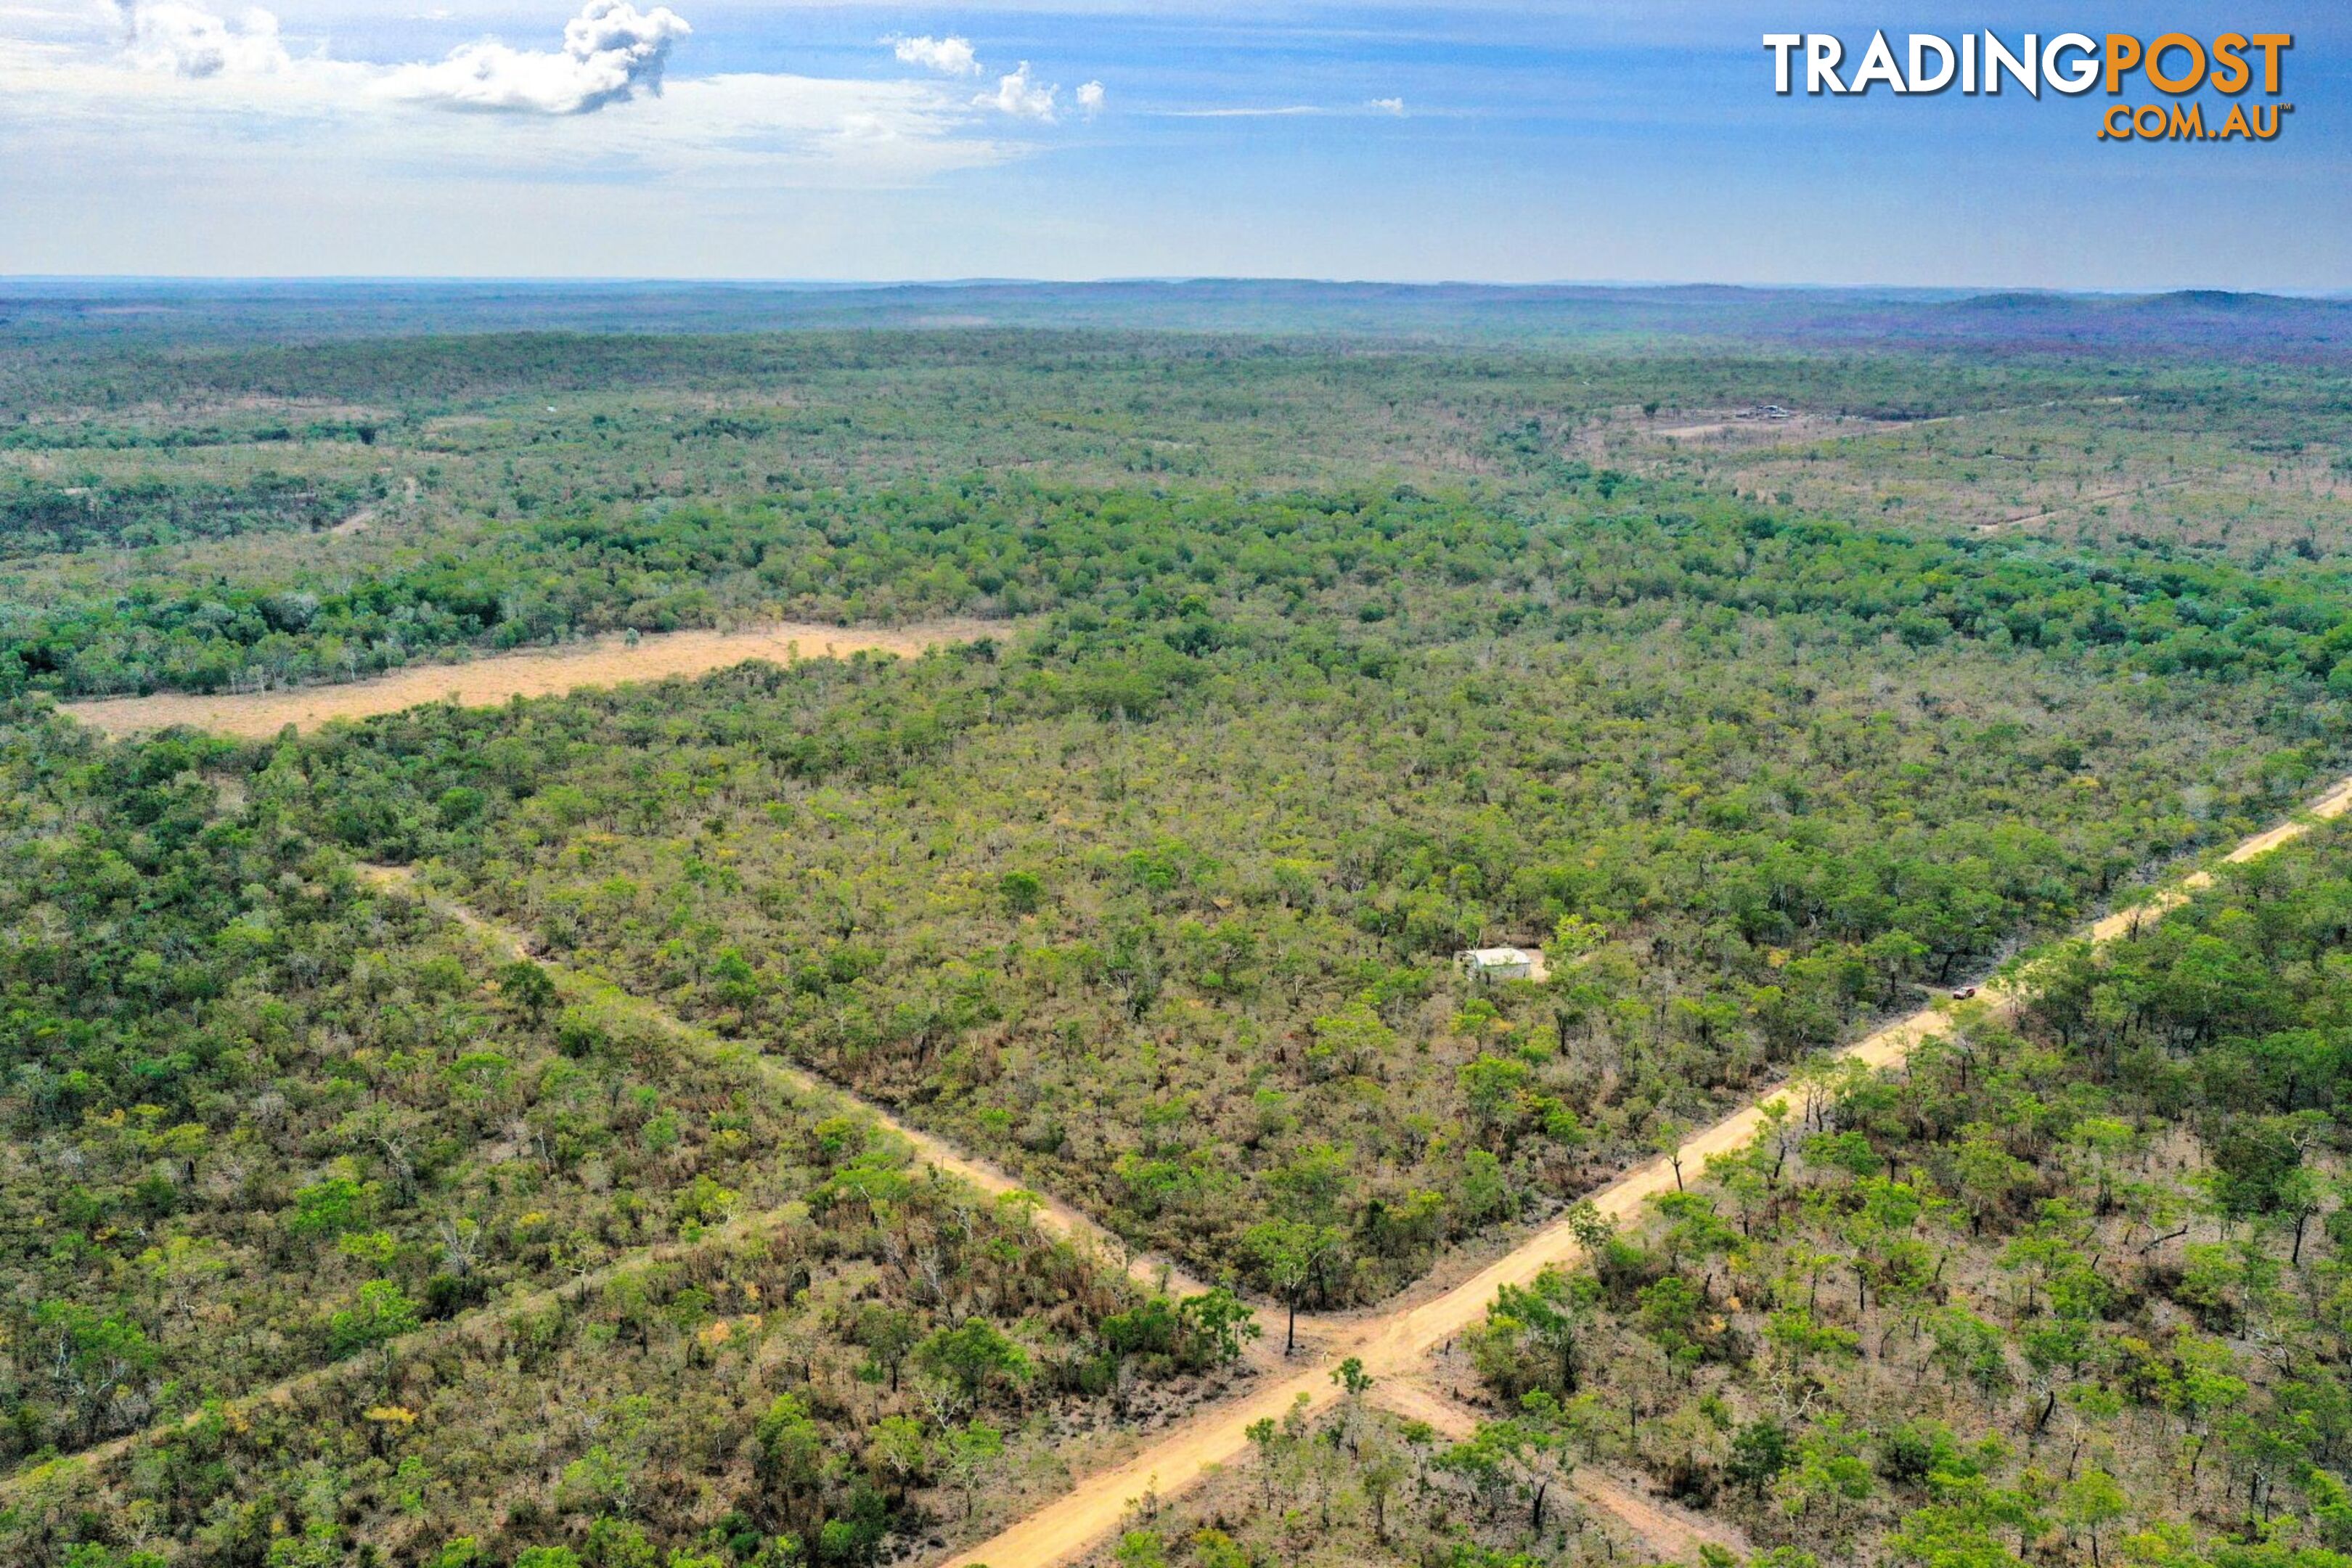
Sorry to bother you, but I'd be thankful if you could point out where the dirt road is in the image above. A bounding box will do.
[60,618,1000,740]
[0,865,1231,1499]
[27,779,2348,1542]
[354,866,1224,1304]
[940,987,1967,1566]
[1979,475,2195,533]
[0,1179,825,1497]
[939,775,2352,1568]
[1645,395,2140,449]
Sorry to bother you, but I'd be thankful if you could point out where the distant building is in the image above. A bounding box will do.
[1457,947,1535,981]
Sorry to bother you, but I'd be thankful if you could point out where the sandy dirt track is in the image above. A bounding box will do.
[20,756,2349,1553]
[0,865,1228,1503]
[60,618,1000,739]
[1979,475,2197,534]
[353,866,1224,1304]
[938,775,2352,1568]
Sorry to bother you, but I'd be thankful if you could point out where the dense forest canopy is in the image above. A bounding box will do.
[17,471,2352,698]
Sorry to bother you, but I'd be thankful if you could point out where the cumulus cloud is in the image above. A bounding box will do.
[1368,96,1403,115]
[20,0,1098,198]
[98,4,1107,134]
[979,60,1055,121]
[380,0,689,115]
[107,0,690,115]
[117,0,291,78]
[901,36,1103,125]
[889,33,974,76]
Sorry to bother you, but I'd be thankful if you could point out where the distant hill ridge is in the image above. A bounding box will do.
[3,276,2347,358]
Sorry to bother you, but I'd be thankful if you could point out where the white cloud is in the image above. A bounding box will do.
[1076,78,1102,115]
[889,33,974,77]
[979,60,1054,121]
[380,0,689,115]
[118,0,292,78]
[105,0,691,115]
[1142,98,1410,121]
[1146,105,1321,119]
[0,0,1098,218]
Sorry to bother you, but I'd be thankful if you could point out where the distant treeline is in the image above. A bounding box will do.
[15,473,2352,699]
[0,470,377,556]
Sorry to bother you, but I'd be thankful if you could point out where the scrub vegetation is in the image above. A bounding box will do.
[251,492,2352,1308]
[0,709,1256,1568]
[1389,818,2352,1568]
[6,288,2352,1568]
[8,322,2352,698]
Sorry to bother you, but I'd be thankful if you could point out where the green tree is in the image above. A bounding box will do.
[327,1278,421,1357]
[499,958,560,1026]
[918,1318,1034,1405]
[2060,1467,2127,1568]
[864,1415,929,1504]
[1244,1219,1343,1354]
[1176,1287,1261,1369]
[942,1420,1005,1519]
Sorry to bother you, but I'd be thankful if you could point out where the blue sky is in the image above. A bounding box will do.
[1,1,2344,286]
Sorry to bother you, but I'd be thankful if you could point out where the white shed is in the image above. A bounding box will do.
[1458,946,1535,981]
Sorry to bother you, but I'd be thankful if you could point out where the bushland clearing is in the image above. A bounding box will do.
[60,618,1001,738]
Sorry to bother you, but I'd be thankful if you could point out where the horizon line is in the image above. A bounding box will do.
[4,275,2348,301]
